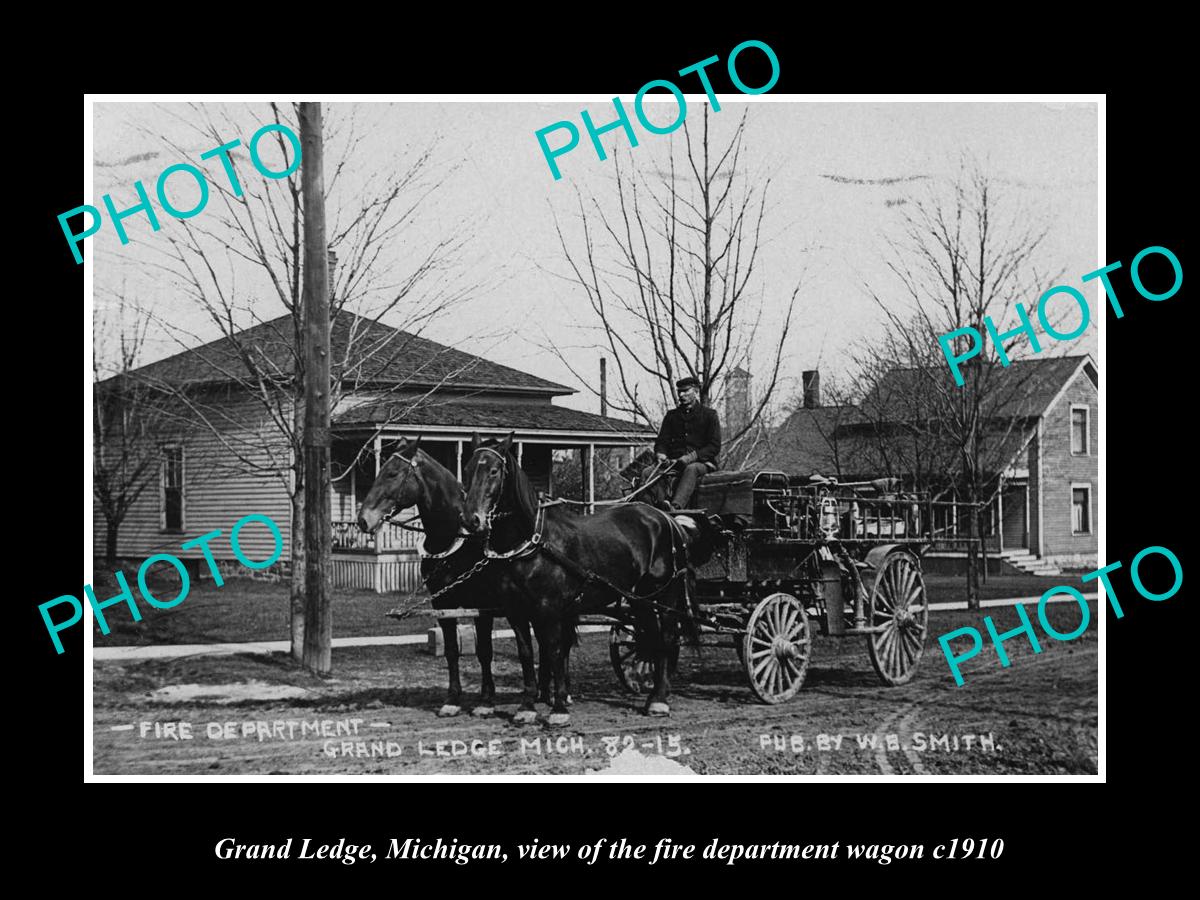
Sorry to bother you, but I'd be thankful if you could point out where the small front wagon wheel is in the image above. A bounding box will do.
[743,592,811,704]
[866,552,928,685]
[609,624,654,694]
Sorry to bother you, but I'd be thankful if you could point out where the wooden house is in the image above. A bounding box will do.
[765,355,1099,573]
[92,313,654,591]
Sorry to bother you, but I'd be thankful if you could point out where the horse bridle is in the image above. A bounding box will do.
[468,446,515,531]
[376,451,421,530]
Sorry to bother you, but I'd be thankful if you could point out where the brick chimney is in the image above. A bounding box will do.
[802,370,820,408]
[724,366,751,434]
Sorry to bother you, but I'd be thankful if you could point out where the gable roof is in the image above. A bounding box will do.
[764,404,869,477]
[120,312,574,396]
[765,354,1097,478]
[861,354,1095,421]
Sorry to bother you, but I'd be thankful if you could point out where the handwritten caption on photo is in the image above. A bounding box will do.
[118,718,689,761]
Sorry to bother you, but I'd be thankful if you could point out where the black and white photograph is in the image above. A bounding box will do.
[84,95,1100,778]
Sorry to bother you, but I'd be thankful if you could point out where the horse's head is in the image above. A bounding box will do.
[620,447,658,486]
[460,432,512,534]
[357,437,424,534]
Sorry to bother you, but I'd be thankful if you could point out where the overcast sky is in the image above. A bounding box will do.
[91,99,1098,418]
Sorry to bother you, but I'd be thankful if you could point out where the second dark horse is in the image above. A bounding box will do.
[461,433,701,724]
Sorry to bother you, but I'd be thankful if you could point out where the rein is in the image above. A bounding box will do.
[540,459,672,507]
[479,458,692,609]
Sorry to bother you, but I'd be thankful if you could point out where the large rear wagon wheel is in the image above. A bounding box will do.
[866,552,928,685]
[743,592,811,704]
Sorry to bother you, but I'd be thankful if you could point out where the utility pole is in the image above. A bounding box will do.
[599,357,607,417]
[300,102,332,675]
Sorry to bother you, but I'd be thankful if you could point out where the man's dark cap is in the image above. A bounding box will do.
[676,376,700,391]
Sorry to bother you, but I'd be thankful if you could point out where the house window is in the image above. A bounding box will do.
[162,446,185,531]
[1071,406,1089,455]
[1071,484,1091,535]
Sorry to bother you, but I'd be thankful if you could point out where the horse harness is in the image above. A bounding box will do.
[407,446,695,614]
[476,447,695,612]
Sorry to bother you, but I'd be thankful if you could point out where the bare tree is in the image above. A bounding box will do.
[865,157,1064,605]
[93,294,171,566]
[106,102,482,658]
[549,108,804,468]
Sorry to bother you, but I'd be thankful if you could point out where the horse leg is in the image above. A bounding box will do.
[644,611,672,717]
[537,637,552,705]
[536,617,571,727]
[472,613,495,717]
[510,617,540,725]
[538,622,573,707]
[438,618,463,717]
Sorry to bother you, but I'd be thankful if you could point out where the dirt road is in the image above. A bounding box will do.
[92,603,1098,776]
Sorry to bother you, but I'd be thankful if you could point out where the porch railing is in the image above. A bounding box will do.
[331,514,423,554]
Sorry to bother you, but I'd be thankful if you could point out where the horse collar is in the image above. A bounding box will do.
[423,534,467,559]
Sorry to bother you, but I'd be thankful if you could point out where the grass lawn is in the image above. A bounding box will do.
[923,571,1076,602]
[91,567,1080,647]
[92,574,430,646]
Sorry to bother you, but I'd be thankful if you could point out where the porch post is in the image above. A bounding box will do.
[373,434,382,476]
[456,440,463,480]
[997,480,1004,553]
[516,441,523,467]
[1024,481,1031,549]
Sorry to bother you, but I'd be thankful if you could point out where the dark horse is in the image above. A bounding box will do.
[357,438,497,717]
[620,448,673,508]
[356,437,565,721]
[461,433,699,724]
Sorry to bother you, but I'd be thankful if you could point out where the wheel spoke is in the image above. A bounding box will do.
[900,564,917,609]
[890,625,904,675]
[753,652,774,677]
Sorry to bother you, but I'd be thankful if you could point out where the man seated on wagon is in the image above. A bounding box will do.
[654,375,722,510]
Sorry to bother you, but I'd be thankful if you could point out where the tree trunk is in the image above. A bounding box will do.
[965,494,980,610]
[105,519,118,568]
[978,506,989,585]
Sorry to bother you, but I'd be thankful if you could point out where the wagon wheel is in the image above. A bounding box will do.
[609,624,654,694]
[865,552,928,685]
[743,592,811,704]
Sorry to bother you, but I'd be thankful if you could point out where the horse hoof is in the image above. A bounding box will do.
[513,709,538,725]
[437,704,462,718]
[547,712,571,727]
[646,702,670,717]
[471,706,495,718]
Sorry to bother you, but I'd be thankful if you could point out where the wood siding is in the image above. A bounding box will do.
[1039,370,1098,562]
[93,388,294,568]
